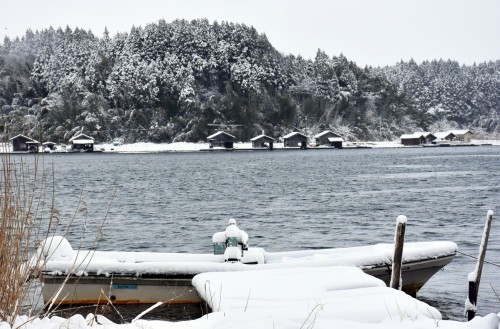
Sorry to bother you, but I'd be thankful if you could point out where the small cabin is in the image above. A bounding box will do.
[313,130,344,148]
[283,132,308,149]
[42,142,56,152]
[400,132,436,146]
[207,131,236,149]
[69,133,94,152]
[10,134,40,152]
[433,132,456,141]
[400,133,425,146]
[449,130,473,143]
[250,134,275,150]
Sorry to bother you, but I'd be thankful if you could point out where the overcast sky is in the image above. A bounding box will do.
[1,0,499,67]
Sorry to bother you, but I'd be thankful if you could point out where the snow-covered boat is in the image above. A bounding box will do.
[35,235,457,305]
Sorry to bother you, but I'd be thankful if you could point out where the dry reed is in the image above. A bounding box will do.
[0,151,58,325]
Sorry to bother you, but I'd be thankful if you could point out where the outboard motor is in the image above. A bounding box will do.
[212,218,249,262]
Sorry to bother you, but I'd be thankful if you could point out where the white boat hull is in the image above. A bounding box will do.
[40,254,455,304]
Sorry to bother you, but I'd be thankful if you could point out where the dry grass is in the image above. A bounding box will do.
[0,152,59,325]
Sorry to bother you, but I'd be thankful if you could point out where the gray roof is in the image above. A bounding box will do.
[313,130,341,139]
[207,131,236,140]
[283,132,307,139]
[70,133,94,142]
[250,134,275,142]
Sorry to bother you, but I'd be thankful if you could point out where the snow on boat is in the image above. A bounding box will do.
[35,234,457,305]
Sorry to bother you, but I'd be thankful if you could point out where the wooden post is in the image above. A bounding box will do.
[466,210,493,321]
[390,215,407,290]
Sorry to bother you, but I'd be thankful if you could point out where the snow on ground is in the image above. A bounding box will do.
[2,140,499,154]
[9,237,497,328]
[93,140,500,153]
[4,266,500,329]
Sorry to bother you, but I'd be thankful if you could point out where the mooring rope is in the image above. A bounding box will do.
[456,250,500,268]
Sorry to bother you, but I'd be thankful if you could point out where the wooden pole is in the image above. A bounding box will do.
[390,215,407,290]
[466,210,494,321]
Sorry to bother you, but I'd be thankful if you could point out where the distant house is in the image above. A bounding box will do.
[69,133,94,152]
[250,134,275,150]
[42,141,56,151]
[434,132,456,141]
[421,132,437,144]
[207,131,236,149]
[400,133,425,146]
[283,132,307,149]
[10,134,40,152]
[313,130,344,148]
[400,132,436,146]
[449,130,473,143]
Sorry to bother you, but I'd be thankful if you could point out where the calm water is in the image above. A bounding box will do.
[25,146,500,321]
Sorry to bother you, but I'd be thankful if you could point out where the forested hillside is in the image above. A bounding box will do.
[0,19,499,144]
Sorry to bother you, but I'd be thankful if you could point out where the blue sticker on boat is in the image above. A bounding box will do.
[113,284,138,289]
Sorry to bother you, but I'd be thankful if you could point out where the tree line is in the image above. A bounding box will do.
[0,19,499,144]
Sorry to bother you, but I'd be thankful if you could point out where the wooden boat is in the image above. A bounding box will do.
[35,236,457,305]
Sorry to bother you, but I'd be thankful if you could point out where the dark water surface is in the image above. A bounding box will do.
[28,146,500,321]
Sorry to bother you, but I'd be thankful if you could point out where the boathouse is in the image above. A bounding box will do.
[449,129,473,143]
[10,134,40,152]
[69,133,94,152]
[433,131,456,141]
[207,131,236,149]
[283,132,308,149]
[250,134,275,149]
[400,132,436,146]
[42,141,56,152]
[400,133,425,146]
[313,130,344,148]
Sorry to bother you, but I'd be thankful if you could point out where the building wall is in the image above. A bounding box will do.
[12,137,30,151]
[284,136,306,147]
[401,138,423,146]
[461,132,472,143]
[252,139,273,148]
[316,135,331,146]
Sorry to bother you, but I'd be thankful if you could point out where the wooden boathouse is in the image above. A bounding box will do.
[283,132,308,149]
[69,133,94,152]
[400,132,436,146]
[313,130,344,148]
[250,134,275,150]
[433,131,456,142]
[449,129,473,143]
[10,134,40,152]
[207,131,236,149]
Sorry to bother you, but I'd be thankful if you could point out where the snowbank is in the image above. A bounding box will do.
[4,266,499,329]
[92,140,500,153]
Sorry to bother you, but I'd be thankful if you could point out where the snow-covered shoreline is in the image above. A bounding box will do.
[94,140,500,153]
[4,265,500,329]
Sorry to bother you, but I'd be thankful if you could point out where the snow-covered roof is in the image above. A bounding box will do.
[71,139,94,144]
[69,133,94,142]
[283,131,307,139]
[401,132,435,139]
[207,131,236,140]
[434,131,455,139]
[9,134,39,143]
[314,130,341,138]
[420,132,435,138]
[250,134,275,142]
[400,133,425,139]
[449,129,472,135]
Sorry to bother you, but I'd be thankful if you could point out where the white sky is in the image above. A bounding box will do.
[1,0,499,67]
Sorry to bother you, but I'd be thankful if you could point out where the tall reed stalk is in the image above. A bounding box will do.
[0,152,57,324]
